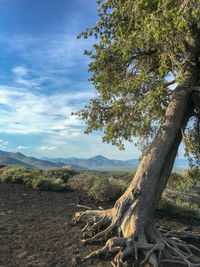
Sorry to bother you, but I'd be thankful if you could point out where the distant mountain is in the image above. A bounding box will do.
[41,156,84,164]
[0,156,34,168]
[43,155,188,172]
[0,149,189,172]
[42,155,133,170]
[0,150,64,170]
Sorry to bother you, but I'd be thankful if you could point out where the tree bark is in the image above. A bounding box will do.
[74,74,200,266]
[120,84,193,235]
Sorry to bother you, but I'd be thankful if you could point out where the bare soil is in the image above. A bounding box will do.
[0,183,199,267]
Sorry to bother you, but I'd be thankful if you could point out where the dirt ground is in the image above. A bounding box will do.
[0,183,200,267]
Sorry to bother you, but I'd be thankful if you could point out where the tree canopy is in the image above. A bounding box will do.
[76,0,200,163]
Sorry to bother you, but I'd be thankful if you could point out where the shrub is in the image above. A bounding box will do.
[167,167,200,192]
[0,165,69,192]
[68,172,127,202]
[88,176,113,202]
[0,166,27,183]
[44,169,74,183]
[31,176,66,191]
[167,172,184,191]
[158,197,200,220]
[159,191,200,220]
[68,172,95,192]
[182,167,200,188]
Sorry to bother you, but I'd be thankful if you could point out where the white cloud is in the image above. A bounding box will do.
[1,32,93,74]
[15,77,38,87]
[0,32,95,136]
[18,145,29,149]
[12,65,43,88]
[0,140,9,149]
[39,146,57,151]
[0,84,92,136]
[0,140,8,144]
[13,66,28,76]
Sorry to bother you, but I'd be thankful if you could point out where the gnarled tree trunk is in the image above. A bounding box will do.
[74,76,200,266]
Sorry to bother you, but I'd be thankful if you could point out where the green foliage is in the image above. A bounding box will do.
[67,172,94,192]
[159,193,200,221]
[0,166,74,192]
[89,176,127,202]
[167,172,183,191]
[184,115,200,166]
[31,177,65,191]
[167,168,200,192]
[68,172,128,202]
[161,168,200,219]
[75,0,200,158]
[182,167,200,187]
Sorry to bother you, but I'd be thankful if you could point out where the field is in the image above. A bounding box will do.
[0,179,200,267]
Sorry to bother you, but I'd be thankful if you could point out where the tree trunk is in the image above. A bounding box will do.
[117,84,193,239]
[74,77,200,266]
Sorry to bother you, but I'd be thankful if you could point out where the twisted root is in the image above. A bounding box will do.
[73,208,200,266]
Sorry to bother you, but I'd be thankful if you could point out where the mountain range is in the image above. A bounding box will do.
[42,155,141,170]
[0,150,189,172]
[43,155,188,172]
[0,150,63,169]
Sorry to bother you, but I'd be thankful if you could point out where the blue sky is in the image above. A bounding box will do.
[0,0,185,160]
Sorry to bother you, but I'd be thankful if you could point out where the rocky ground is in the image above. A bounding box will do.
[0,183,199,267]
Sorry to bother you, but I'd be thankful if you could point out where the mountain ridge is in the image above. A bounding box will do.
[42,155,188,172]
[0,150,64,170]
[0,149,189,171]
[0,156,34,168]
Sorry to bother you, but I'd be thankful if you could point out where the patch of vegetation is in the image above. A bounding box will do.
[167,167,200,192]
[68,169,200,221]
[68,172,128,202]
[1,165,199,221]
[158,168,200,220]
[158,194,200,221]
[0,165,76,192]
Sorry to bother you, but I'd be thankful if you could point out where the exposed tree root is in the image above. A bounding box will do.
[73,207,200,266]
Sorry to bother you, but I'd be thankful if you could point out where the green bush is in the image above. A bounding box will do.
[89,176,113,201]
[159,190,200,221]
[158,196,200,220]
[167,172,185,191]
[68,172,95,192]
[0,165,71,192]
[31,176,66,191]
[167,167,200,192]
[0,166,28,183]
[68,172,127,202]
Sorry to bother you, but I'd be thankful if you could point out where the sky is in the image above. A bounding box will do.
[0,0,186,160]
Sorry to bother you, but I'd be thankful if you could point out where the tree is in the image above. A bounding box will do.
[73,0,200,266]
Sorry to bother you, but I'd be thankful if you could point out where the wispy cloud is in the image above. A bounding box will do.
[1,32,94,73]
[0,81,93,136]
[0,140,9,149]
[39,146,57,151]
[0,27,95,138]
[13,66,28,76]
[18,145,29,149]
